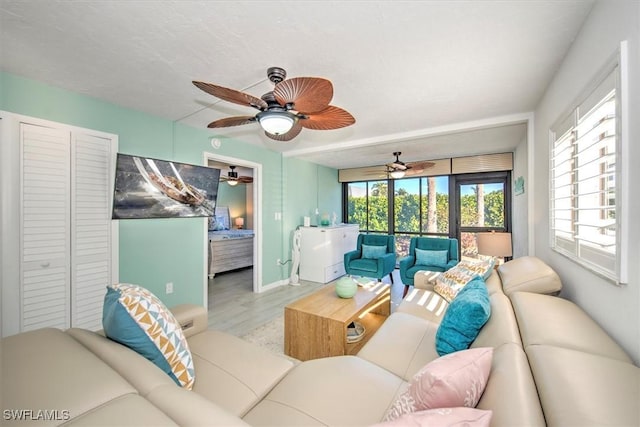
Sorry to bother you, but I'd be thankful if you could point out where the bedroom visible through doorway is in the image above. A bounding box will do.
[203,152,262,308]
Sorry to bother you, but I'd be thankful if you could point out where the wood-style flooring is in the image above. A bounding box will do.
[207,267,406,337]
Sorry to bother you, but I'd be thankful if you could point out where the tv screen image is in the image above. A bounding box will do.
[112,154,220,219]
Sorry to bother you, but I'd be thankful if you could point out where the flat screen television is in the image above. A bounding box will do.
[112,153,220,219]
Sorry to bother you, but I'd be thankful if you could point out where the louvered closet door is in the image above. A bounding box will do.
[20,124,71,331]
[71,133,113,330]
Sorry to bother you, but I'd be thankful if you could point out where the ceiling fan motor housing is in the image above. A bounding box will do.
[267,67,287,84]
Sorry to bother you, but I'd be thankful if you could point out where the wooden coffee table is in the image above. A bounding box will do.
[284,280,391,361]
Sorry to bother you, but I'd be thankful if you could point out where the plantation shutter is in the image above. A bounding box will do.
[550,66,618,279]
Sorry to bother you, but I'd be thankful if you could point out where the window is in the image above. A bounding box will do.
[550,58,625,283]
[346,180,388,233]
[346,176,450,257]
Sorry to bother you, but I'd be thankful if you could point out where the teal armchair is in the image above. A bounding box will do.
[399,237,459,288]
[344,234,396,283]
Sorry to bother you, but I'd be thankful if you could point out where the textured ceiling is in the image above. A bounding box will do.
[0,1,594,169]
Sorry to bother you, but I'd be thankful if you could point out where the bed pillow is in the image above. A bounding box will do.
[415,248,448,268]
[435,278,491,356]
[383,347,494,421]
[212,214,230,230]
[102,283,195,390]
[362,244,387,259]
[375,407,492,427]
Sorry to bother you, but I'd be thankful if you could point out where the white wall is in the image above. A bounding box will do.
[511,135,528,258]
[533,0,640,363]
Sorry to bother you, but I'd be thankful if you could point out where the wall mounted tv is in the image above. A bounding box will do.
[112,154,220,219]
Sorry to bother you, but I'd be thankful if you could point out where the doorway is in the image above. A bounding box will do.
[451,172,511,260]
[202,152,263,306]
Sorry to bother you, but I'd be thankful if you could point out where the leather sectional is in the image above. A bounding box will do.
[2,256,638,426]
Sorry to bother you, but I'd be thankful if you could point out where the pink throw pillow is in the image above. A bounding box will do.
[384,347,493,421]
[372,407,492,427]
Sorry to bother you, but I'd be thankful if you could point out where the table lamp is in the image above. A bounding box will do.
[235,217,244,229]
[477,231,512,262]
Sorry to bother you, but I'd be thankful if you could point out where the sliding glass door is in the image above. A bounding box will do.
[452,172,511,260]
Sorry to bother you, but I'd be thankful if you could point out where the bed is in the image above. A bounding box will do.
[208,207,254,278]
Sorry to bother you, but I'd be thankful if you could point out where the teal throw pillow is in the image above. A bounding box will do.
[415,248,448,268]
[362,244,387,259]
[103,283,195,389]
[435,278,491,356]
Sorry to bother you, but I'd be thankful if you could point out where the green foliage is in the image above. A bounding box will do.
[348,189,504,232]
[460,191,504,227]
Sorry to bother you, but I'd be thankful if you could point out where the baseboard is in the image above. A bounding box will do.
[260,278,289,292]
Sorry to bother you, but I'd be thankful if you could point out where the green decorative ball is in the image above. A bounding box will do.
[336,276,358,298]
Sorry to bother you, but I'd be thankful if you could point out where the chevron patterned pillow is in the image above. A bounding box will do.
[103,283,195,389]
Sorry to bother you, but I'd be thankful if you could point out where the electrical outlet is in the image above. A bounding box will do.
[276,258,281,266]
[166,282,174,294]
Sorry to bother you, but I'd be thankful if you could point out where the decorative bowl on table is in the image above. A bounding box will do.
[335,276,358,298]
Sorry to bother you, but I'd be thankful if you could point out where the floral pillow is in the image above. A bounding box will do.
[383,347,493,422]
[373,407,492,427]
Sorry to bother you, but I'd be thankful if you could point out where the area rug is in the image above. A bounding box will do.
[240,315,285,355]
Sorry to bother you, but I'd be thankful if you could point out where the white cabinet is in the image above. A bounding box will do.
[299,225,359,283]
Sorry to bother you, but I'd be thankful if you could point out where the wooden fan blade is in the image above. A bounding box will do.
[273,77,333,113]
[193,81,268,110]
[407,161,436,173]
[265,121,303,141]
[238,176,254,183]
[406,162,436,175]
[300,106,356,130]
[207,116,256,129]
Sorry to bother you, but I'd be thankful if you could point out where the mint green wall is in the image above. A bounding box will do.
[281,158,342,274]
[217,183,247,225]
[1,72,339,306]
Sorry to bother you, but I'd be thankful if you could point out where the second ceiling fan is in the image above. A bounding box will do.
[220,166,253,186]
[193,67,355,142]
[371,152,436,179]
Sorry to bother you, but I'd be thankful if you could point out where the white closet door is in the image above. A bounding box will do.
[20,123,71,331]
[70,133,114,330]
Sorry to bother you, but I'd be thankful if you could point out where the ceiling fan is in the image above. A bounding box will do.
[193,67,355,142]
[369,152,436,179]
[219,166,253,186]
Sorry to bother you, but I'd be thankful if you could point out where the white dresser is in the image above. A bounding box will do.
[299,224,359,283]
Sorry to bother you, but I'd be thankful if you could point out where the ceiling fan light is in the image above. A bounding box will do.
[227,179,239,187]
[390,170,405,179]
[258,111,295,135]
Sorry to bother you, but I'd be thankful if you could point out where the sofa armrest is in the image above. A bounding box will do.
[498,256,562,296]
[378,252,396,271]
[344,249,361,263]
[170,304,208,338]
[398,255,415,272]
[445,259,459,270]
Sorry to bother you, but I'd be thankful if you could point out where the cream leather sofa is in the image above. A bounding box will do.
[3,256,638,426]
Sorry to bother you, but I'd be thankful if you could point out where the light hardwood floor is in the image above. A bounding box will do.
[207,268,406,337]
